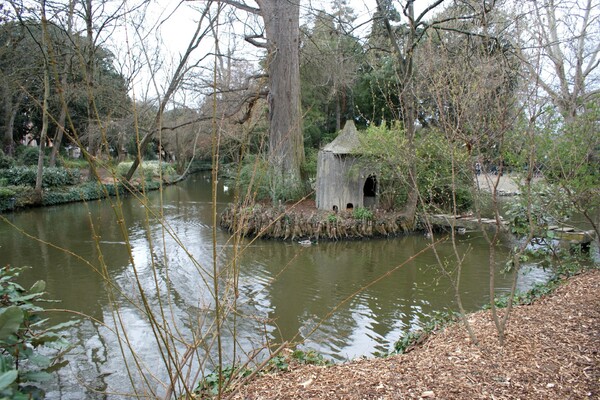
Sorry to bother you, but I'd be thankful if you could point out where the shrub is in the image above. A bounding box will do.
[352,207,374,220]
[0,166,36,186]
[41,182,127,206]
[0,187,17,211]
[327,213,338,223]
[359,124,473,212]
[290,349,331,366]
[232,155,272,201]
[0,152,14,169]
[42,167,81,187]
[194,365,252,397]
[17,146,41,166]
[302,147,318,179]
[0,187,15,198]
[0,166,80,188]
[61,159,89,169]
[505,182,574,235]
[117,161,176,182]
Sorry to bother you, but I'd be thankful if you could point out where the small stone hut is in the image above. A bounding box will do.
[316,121,377,211]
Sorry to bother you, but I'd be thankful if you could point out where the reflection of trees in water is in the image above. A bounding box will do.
[236,234,515,359]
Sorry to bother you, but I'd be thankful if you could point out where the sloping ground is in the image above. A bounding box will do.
[234,270,600,399]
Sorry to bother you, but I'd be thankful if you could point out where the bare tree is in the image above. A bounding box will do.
[49,0,75,167]
[35,0,51,198]
[519,0,600,121]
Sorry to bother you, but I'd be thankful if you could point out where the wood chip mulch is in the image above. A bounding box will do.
[233,270,600,399]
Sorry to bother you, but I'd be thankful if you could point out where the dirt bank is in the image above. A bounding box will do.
[233,270,600,399]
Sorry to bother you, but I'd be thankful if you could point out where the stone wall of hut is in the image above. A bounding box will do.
[316,152,366,211]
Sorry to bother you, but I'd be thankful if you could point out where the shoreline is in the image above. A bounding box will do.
[231,269,600,399]
[219,201,413,241]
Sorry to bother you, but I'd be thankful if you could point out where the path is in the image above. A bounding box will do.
[475,173,543,196]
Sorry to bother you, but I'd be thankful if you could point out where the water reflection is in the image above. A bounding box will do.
[0,176,553,397]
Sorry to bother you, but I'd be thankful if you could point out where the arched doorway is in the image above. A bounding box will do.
[363,175,377,208]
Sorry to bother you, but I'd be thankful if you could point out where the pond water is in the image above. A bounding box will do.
[0,175,553,398]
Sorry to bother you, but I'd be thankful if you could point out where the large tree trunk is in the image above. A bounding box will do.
[258,0,304,195]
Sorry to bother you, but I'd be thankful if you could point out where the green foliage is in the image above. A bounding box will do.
[327,213,339,223]
[1,21,130,144]
[537,105,600,213]
[0,166,80,188]
[393,311,459,354]
[0,266,77,398]
[352,207,373,220]
[415,131,473,211]
[117,161,176,182]
[358,122,408,209]
[42,182,126,206]
[290,349,331,366]
[0,186,33,211]
[0,153,14,170]
[0,187,15,199]
[359,124,473,211]
[267,355,289,372]
[17,147,42,167]
[302,147,318,180]
[232,155,271,201]
[0,187,17,212]
[233,155,306,203]
[300,7,363,145]
[60,159,89,169]
[195,365,252,398]
[354,58,402,127]
[505,182,574,235]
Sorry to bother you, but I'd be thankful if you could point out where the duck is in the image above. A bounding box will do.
[298,239,312,246]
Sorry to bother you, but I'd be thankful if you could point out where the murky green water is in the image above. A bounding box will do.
[0,175,552,398]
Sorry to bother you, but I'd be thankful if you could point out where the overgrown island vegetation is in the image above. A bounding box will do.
[0,0,599,398]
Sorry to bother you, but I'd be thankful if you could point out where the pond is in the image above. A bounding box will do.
[0,175,552,398]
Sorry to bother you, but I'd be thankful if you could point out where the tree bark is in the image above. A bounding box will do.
[3,92,23,156]
[257,0,304,193]
[36,0,51,199]
[49,0,74,167]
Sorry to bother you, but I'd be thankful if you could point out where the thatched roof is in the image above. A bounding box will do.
[322,120,360,154]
